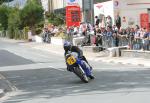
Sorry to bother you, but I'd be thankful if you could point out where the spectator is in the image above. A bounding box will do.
[115,14,121,30]
[106,26,113,47]
[95,28,102,46]
[112,26,119,47]
[128,28,135,49]
[95,16,100,27]
[143,29,150,50]
[133,27,141,50]
[28,29,32,42]
[106,15,112,27]
[118,28,128,46]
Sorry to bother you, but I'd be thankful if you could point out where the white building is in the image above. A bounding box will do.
[41,0,49,12]
[94,0,150,28]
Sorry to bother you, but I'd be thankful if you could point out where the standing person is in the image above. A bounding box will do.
[42,28,47,42]
[128,28,135,49]
[28,28,32,42]
[100,27,107,48]
[126,27,131,47]
[106,26,113,47]
[79,22,87,36]
[112,26,119,47]
[118,28,127,46]
[139,28,146,50]
[143,29,150,50]
[95,16,100,27]
[95,28,102,46]
[106,15,112,28]
[115,14,121,30]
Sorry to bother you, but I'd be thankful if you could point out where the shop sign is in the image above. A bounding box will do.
[140,13,149,29]
[66,6,81,27]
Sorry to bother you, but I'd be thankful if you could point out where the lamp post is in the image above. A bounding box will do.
[82,0,94,25]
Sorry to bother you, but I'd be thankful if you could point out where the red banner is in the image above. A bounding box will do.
[140,13,149,29]
[66,6,81,28]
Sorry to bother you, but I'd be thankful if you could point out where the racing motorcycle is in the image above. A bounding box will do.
[65,52,93,83]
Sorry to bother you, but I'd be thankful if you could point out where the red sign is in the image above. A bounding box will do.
[66,6,81,28]
[140,13,149,29]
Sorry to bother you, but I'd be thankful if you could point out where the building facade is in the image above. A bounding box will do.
[94,0,150,28]
[114,0,150,28]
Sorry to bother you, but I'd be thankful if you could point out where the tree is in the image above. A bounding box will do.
[20,0,44,35]
[0,5,9,30]
[8,7,21,39]
[48,13,65,26]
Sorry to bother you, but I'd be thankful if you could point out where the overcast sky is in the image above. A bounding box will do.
[4,0,27,8]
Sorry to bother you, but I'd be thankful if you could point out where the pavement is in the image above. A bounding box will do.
[18,41,150,67]
[0,37,150,68]
[0,37,150,98]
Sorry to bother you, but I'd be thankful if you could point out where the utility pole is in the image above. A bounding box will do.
[48,0,50,13]
[82,0,94,25]
[48,0,53,13]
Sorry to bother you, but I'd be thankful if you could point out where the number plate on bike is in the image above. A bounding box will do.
[67,56,76,65]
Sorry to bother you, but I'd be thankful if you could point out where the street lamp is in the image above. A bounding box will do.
[82,0,94,24]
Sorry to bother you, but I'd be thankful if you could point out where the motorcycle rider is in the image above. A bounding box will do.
[63,41,94,79]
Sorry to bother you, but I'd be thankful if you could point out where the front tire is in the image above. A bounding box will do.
[73,66,89,83]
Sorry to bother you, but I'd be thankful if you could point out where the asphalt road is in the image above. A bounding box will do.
[0,40,150,103]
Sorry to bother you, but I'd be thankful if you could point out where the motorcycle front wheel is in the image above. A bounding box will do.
[73,66,89,83]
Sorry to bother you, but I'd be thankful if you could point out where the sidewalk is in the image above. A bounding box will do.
[1,37,150,67]
[19,42,150,67]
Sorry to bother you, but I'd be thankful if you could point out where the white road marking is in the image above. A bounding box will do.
[49,66,65,71]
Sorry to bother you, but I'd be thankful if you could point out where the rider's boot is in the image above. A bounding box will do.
[67,66,72,72]
[89,74,95,79]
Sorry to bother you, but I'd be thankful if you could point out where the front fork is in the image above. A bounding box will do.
[76,59,92,76]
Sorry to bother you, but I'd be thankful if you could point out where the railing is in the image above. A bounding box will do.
[96,35,150,51]
[0,30,28,40]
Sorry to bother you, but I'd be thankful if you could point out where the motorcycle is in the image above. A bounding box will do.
[65,52,93,83]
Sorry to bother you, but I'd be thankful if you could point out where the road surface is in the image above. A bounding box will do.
[0,40,150,103]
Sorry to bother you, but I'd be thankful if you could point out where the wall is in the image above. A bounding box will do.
[53,0,64,9]
[114,0,150,28]
[94,1,114,25]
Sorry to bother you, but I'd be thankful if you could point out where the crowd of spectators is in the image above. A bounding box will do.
[41,24,66,43]
[41,20,149,51]
[94,25,150,51]
[93,15,149,51]
[66,22,150,51]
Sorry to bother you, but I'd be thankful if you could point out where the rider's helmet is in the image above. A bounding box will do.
[63,41,72,51]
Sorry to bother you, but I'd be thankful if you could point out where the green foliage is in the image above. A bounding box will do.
[23,26,29,39]
[0,0,44,39]
[35,21,44,35]
[20,0,44,35]
[0,5,9,30]
[8,7,21,39]
[48,13,64,26]
[35,27,42,35]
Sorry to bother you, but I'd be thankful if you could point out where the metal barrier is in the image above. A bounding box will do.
[96,36,150,51]
[0,30,28,40]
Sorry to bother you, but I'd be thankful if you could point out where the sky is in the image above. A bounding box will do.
[4,0,27,8]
